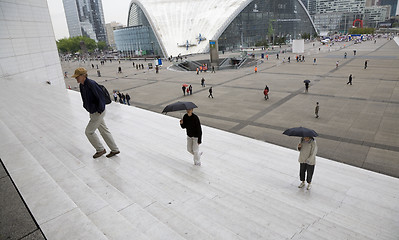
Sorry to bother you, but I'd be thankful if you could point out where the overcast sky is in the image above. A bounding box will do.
[47,0,132,40]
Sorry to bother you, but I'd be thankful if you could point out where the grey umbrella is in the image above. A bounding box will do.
[303,80,311,84]
[283,127,318,137]
[162,101,198,113]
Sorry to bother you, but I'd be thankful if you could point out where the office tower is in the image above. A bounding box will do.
[63,0,107,42]
[379,0,398,16]
[105,22,125,50]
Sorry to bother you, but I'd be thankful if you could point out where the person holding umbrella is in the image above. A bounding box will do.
[180,108,203,166]
[304,80,310,93]
[162,102,202,166]
[283,127,318,190]
[297,136,317,190]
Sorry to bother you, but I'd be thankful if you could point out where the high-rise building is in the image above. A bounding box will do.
[379,0,398,16]
[315,0,367,14]
[63,0,107,43]
[105,22,125,50]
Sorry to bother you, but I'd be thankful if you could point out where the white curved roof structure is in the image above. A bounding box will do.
[130,0,253,57]
[130,0,315,57]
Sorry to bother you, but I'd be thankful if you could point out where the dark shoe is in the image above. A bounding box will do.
[93,149,106,158]
[106,151,120,158]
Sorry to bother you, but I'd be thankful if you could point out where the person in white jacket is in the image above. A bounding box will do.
[297,137,318,190]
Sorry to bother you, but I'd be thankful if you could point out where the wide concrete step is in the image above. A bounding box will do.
[0,81,398,239]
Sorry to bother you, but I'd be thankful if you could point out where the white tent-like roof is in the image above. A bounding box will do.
[131,0,253,57]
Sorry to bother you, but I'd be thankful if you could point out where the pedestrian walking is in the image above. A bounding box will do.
[180,109,203,166]
[72,67,120,158]
[297,137,317,190]
[113,92,117,102]
[189,85,193,95]
[336,61,339,68]
[196,67,199,75]
[208,87,213,98]
[364,60,368,69]
[315,102,319,118]
[212,66,215,73]
[201,78,205,87]
[263,86,269,100]
[313,58,316,65]
[118,66,122,73]
[126,93,131,105]
[182,85,186,96]
[305,82,309,93]
[121,93,126,104]
[254,66,258,73]
[353,50,357,56]
[347,74,353,85]
[344,52,347,58]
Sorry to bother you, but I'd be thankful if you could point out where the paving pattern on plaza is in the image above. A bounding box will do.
[63,39,399,178]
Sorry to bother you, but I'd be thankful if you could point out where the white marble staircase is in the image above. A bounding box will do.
[0,82,398,239]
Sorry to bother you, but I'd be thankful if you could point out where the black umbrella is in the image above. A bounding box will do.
[162,101,198,113]
[283,127,318,137]
[303,80,311,84]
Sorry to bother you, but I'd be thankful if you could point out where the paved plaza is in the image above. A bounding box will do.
[63,38,399,178]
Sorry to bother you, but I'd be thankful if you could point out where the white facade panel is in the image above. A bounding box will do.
[0,0,65,88]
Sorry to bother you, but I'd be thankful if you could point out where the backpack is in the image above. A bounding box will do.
[99,84,111,105]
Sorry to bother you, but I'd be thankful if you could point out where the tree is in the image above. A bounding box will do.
[56,36,97,54]
[348,27,375,35]
[301,33,311,40]
[97,41,108,51]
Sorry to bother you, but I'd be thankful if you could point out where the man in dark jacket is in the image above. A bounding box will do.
[180,109,202,166]
[72,67,120,158]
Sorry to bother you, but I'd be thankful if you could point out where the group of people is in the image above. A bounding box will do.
[134,63,145,70]
[182,85,193,96]
[72,67,317,189]
[196,64,209,74]
[113,91,131,105]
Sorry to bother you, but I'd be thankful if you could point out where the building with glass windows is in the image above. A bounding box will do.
[114,0,316,58]
[63,0,107,42]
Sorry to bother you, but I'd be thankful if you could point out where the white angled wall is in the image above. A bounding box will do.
[0,0,64,88]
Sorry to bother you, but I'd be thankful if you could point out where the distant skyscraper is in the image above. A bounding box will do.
[63,0,107,42]
[105,22,125,50]
[379,0,398,16]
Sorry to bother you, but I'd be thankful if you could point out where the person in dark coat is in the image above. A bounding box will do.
[364,60,368,69]
[72,67,120,158]
[347,74,353,85]
[182,85,186,96]
[180,109,202,166]
[208,87,213,98]
[189,85,193,95]
[201,78,205,87]
[305,82,309,93]
[126,93,131,105]
[122,93,126,104]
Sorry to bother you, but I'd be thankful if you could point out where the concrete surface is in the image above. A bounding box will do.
[0,160,46,240]
[63,38,399,178]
